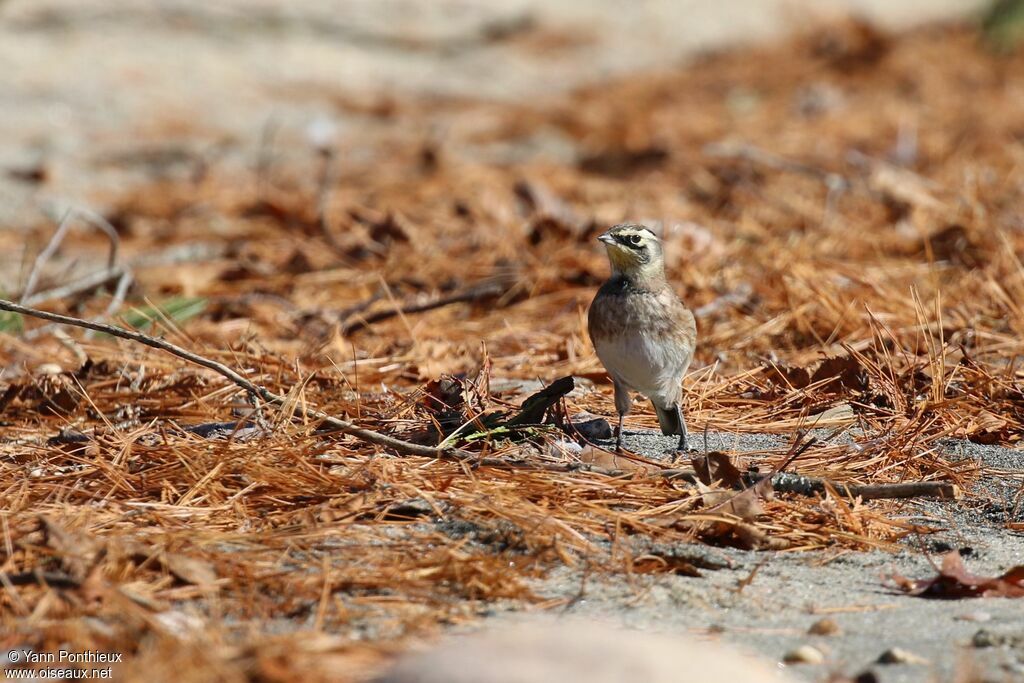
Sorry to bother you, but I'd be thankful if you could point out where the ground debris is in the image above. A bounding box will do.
[876,647,929,665]
[808,617,842,636]
[891,553,1024,599]
[782,644,826,664]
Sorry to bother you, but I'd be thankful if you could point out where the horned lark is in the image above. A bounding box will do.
[587,224,697,453]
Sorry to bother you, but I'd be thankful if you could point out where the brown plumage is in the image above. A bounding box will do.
[587,224,697,452]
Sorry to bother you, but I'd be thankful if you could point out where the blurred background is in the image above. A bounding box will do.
[0,0,994,232]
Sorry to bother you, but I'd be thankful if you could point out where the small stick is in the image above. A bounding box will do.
[694,284,753,319]
[256,115,280,200]
[20,207,120,304]
[23,242,226,309]
[20,209,74,303]
[735,557,768,594]
[703,141,847,187]
[316,147,347,255]
[831,480,961,501]
[341,280,508,335]
[0,570,81,589]
[83,270,134,341]
[51,327,88,365]
[744,471,960,501]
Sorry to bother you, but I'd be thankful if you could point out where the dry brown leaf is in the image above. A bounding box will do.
[163,553,218,588]
[891,553,1024,599]
[577,446,659,474]
[692,452,745,487]
[811,356,868,393]
[867,163,944,211]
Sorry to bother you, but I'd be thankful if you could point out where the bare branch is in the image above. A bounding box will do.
[341,279,509,335]
[21,208,121,304]
[21,209,74,304]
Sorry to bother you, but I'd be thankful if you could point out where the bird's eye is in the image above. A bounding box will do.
[628,234,643,246]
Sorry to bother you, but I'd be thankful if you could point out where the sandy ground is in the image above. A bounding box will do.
[507,430,1024,683]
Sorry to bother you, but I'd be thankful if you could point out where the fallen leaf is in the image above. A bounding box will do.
[811,356,868,393]
[702,474,775,522]
[163,553,218,587]
[631,554,703,577]
[917,224,985,268]
[867,162,944,211]
[891,552,1024,598]
[813,402,856,425]
[577,446,659,474]
[763,363,811,390]
[692,452,745,488]
[513,179,588,243]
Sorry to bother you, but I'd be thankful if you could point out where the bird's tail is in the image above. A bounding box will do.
[653,403,681,436]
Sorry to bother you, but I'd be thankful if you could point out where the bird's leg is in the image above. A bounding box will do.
[612,379,632,453]
[674,404,689,455]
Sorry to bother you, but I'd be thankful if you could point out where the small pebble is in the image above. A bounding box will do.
[571,415,613,441]
[807,617,841,636]
[783,645,825,665]
[972,629,1001,648]
[876,647,928,665]
[548,439,584,458]
[956,611,991,623]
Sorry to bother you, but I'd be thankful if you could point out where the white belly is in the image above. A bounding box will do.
[594,331,688,405]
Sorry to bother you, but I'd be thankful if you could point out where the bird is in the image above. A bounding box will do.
[587,224,697,453]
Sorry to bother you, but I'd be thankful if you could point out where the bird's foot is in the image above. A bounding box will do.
[665,442,699,462]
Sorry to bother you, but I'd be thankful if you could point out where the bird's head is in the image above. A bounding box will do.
[597,224,665,280]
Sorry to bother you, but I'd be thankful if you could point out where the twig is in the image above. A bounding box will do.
[22,267,125,309]
[0,570,81,589]
[333,291,384,324]
[341,280,508,335]
[703,141,847,187]
[745,471,960,501]
[20,209,73,303]
[20,208,120,304]
[735,557,768,594]
[83,270,134,341]
[316,147,347,255]
[256,115,280,200]
[23,242,225,309]
[694,283,753,319]
[52,327,88,365]
[0,298,473,460]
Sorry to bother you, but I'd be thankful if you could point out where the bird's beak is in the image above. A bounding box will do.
[597,233,616,246]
